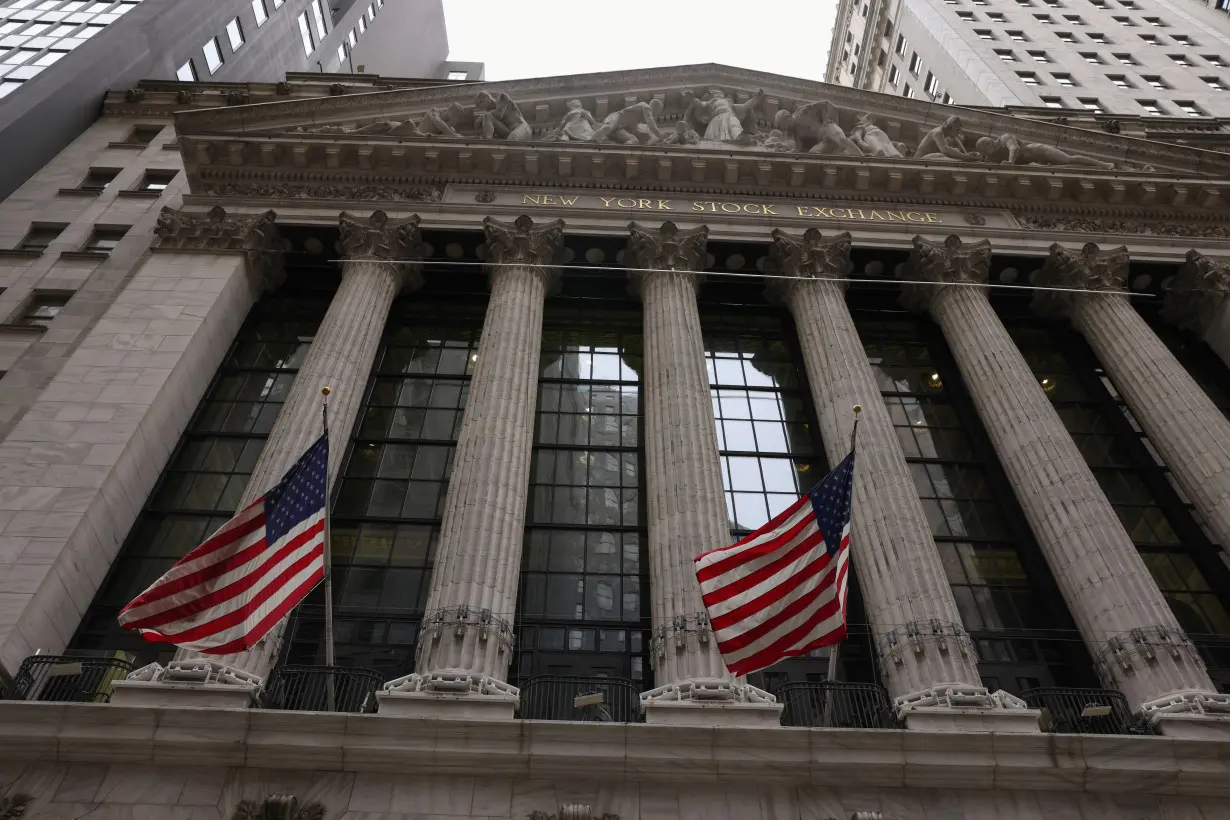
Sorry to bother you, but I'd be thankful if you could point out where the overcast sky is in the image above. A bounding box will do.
[441,0,838,83]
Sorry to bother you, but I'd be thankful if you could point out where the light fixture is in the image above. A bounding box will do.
[470,354,478,361]
[925,372,943,390]
[1041,377,1056,393]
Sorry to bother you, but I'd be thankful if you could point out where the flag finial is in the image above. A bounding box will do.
[850,405,862,453]
[321,385,332,397]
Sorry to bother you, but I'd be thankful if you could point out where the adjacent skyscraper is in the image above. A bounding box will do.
[0,0,479,200]
[826,0,1230,117]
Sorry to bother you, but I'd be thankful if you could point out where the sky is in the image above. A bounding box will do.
[440,0,838,83]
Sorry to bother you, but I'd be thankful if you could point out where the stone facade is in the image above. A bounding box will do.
[2,69,1230,820]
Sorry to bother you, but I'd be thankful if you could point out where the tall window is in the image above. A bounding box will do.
[1002,306,1230,688]
[852,299,1094,693]
[296,11,314,56]
[70,288,330,665]
[283,299,486,679]
[515,299,647,684]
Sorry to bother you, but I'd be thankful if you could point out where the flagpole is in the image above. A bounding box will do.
[825,405,861,698]
[321,386,336,711]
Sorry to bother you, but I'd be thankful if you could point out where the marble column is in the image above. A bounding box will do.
[1038,244,1230,593]
[767,229,991,716]
[905,235,1217,717]
[381,215,563,720]
[113,211,424,706]
[627,221,779,726]
[1163,251,1230,373]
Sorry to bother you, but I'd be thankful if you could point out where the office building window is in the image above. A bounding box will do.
[1064,14,1085,23]
[336,43,346,65]
[895,34,907,55]
[1171,54,1193,66]
[1142,75,1170,90]
[272,0,284,6]
[925,72,940,96]
[84,226,128,253]
[888,65,901,86]
[1108,75,1132,88]
[1087,32,1110,43]
[1053,73,1077,86]
[1138,99,1165,115]
[1204,76,1227,90]
[1035,13,1055,23]
[1171,34,1194,45]
[1138,33,1161,45]
[202,36,224,73]
[1113,15,1135,25]
[251,0,267,26]
[986,11,1006,21]
[1008,30,1028,41]
[1114,52,1138,65]
[1056,31,1077,42]
[1207,55,1228,68]
[297,11,314,55]
[1029,50,1053,62]
[366,3,375,21]
[996,49,1019,61]
[957,9,976,19]
[903,83,914,97]
[941,92,953,103]
[16,224,64,252]
[137,170,177,192]
[348,29,357,46]
[225,17,244,51]
[1143,16,1165,26]
[1079,98,1105,112]
[1081,52,1103,63]
[1041,96,1065,107]
[447,70,467,80]
[127,125,162,145]
[1119,0,1139,6]
[909,52,921,74]
[175,60,197,81]
[18,293,70,327]
[1089,0,1107,7]
[358,15,367,33]
[78,167,119,192]
[1177,101,1206,116]
[976,29,996,39]
[1018,71,1042,85]
[311,0,327,40]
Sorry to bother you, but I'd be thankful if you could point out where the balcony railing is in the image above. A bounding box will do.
[263,665,383,713]
[1022,686,1146,735]
[518,675,643,723]
[778,681,898,729]
[2,654,134,704]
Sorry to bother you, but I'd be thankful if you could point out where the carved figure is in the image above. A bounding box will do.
[347,102,467,138]
[914,116,981,162]
[592,98,665,144]
[661,120,701,146]
[849,113,904,158]
[473,90,533,140]
[974,133,1115,169]
[776,102,862,156]
[760,124,797,152]
[682,87,764,143]
[551,99,599,141]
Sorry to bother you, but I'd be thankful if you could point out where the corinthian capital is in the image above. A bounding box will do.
[482,214,566,266]
[1034,241,1129,319]
[153,206,285,293]
[1162,250,1230,336]
[626,221,709,272]
[338,210,423,260]
[767,228,853,301]
[900,234,991,314]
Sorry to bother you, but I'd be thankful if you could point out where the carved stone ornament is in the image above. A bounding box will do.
[1093,625,1206,691]
[474,189,497,204]
[482,214,566,267]
[626,221,709,272]
[329,83,348,96]
[200,182,445,203]
[1163,250,1230,335]
[124,88,145,103]
[1034,241,1130,319]
[275,81,292,95]
[963,213,987,226]
[175,90,196,104]
[153,206,286,292]
[900,234,991,313]
[226,90,251,107]
[766,228,853,303]
[527,806,619,820]
[230,795,325,820]
[1014,215,1230,239]
[0,794,31,820]
[338,210,423,263]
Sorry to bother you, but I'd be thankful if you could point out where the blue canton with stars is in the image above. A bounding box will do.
[807,452,856,556]
[265,434,329,546]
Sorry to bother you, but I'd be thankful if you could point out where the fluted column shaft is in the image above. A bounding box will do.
[780,277,985,699]
[1073,295,1230,559]
[927,284,1213,708]
[178,211,422,677]
[414,216,563,687]
[637,269,733,686]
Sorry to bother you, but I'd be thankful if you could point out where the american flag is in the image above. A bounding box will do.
[695,453,855,677]
[118,435,329,654]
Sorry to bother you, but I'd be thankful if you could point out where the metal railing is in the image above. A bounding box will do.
[518,675,643,723]
[1022,686,1146,735]
[778,681,898,729]
[263,665,383,713]
[2,654,134,704]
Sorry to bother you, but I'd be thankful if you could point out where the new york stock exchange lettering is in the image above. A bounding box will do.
[519,192,943,223]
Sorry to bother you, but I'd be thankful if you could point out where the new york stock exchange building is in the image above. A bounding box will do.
[5,63,1230,820]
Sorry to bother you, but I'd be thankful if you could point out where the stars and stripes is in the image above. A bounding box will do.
[118,435,329,654]
[695,452,856,677]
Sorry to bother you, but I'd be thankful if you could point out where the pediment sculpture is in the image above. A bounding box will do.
[291,87,1143,170]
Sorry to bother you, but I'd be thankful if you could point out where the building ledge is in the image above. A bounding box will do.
[56,251,110,262]
[0,323,46,335]
[106,141,153,149]
[0,700,1227,795]
[116,189,163,199]
[56,188,104,198]
[0,249,43,259]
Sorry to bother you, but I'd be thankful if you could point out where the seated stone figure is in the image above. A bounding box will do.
[849,113,904,158]
[777,101,862,156]
[591,98,666,144]
[473,91,533,141]
[548,99,599,141]
[914,116,982,162]
[974,133,1116,170]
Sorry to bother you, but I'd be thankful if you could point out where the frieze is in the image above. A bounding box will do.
[0,795,30,820]
[200,181,445,202]
[1015,214,1230,238]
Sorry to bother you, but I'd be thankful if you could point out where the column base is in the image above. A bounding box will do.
[379,670,519,720]
[108,661,262,708]
[642,699,783,727]
[1141,689,1230,738]
[896,683,1041,733]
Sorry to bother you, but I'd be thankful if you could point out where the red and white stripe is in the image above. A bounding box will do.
[695,495,850,677]
[117,498,325,655]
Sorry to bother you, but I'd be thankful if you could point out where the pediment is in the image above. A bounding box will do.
[166,64,1230,219]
